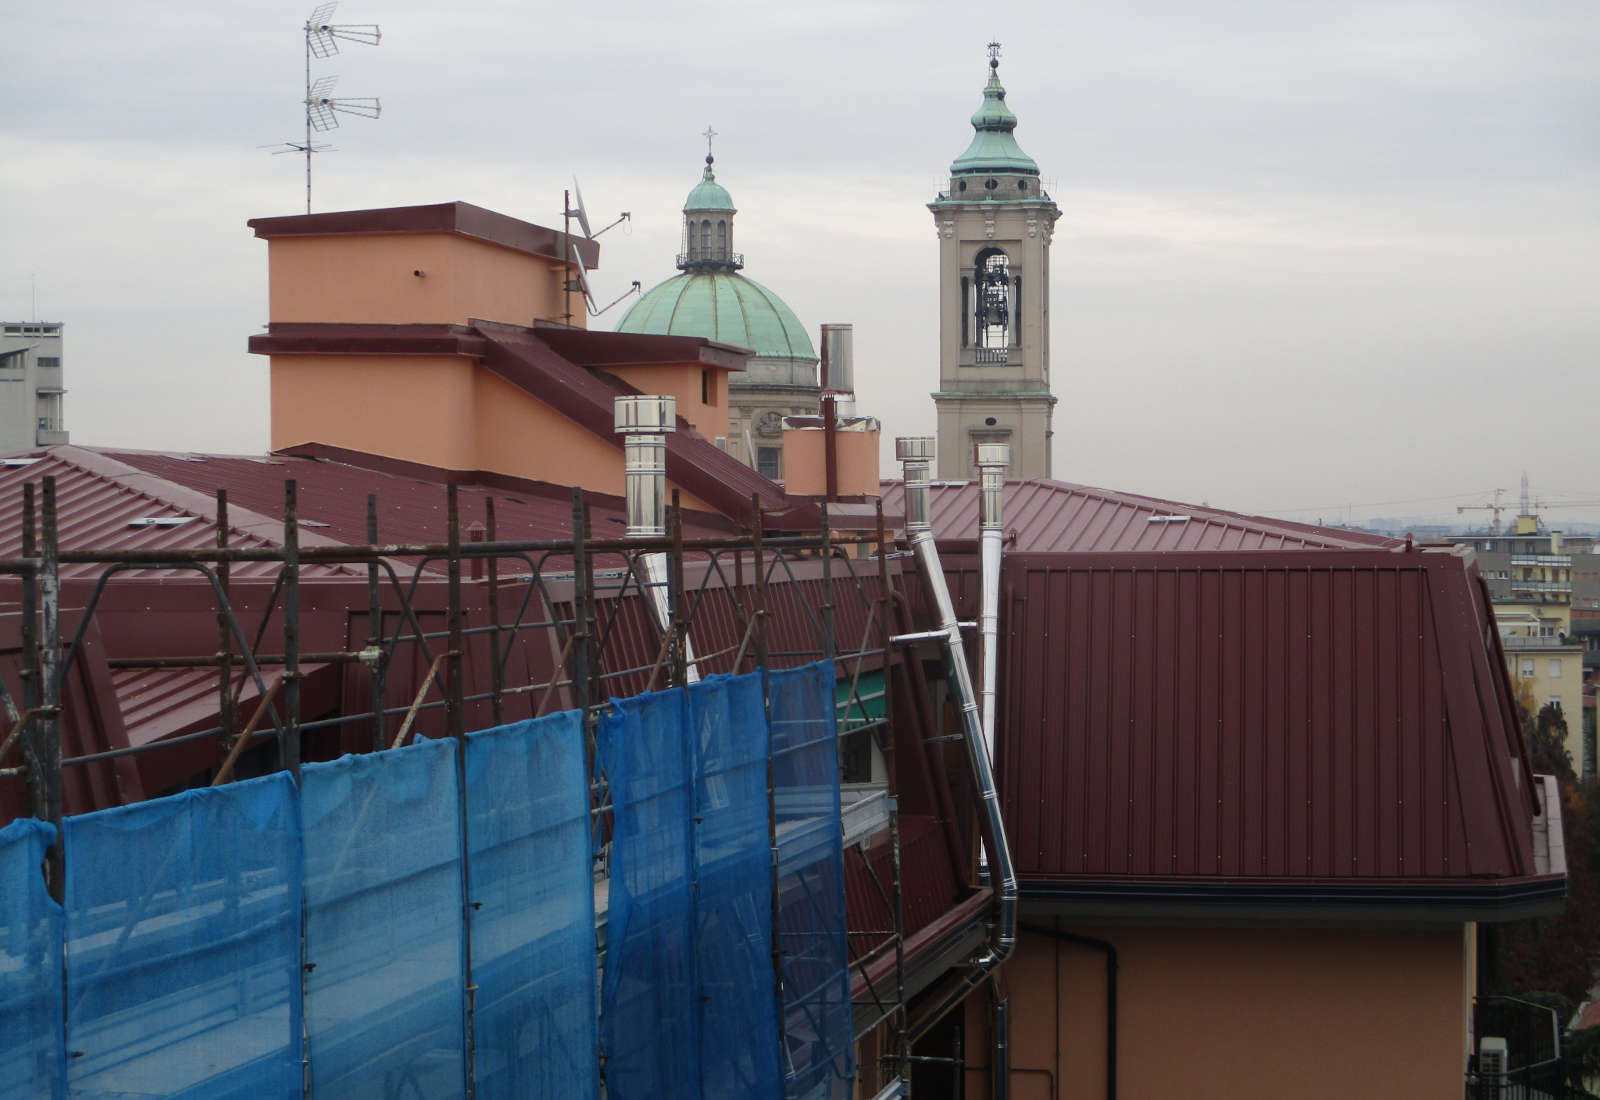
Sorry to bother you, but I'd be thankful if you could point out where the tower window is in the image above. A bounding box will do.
[716,220,727,255]
[1018,180,1027,190]
[958,180,967,192]
[700,219,711,257]
[973,248,1011,352]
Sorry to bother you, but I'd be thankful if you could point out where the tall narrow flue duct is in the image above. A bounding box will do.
[615,395,700,681]
[976,442,1010,766]
[896,436,1017,1035]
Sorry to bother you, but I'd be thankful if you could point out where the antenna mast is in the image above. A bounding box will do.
[267,3,382,213]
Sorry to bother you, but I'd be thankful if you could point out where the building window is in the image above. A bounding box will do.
[700,219,711,257]
[38,357,60,368]
[701,369,713,405]
[35,391,62,434]
[1521,659,1535,678]
[756,447,780,480]
[1549,658,1563,678]
[1549,697,1563,712]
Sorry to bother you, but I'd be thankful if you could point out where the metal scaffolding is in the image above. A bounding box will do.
[0,475,920,1096]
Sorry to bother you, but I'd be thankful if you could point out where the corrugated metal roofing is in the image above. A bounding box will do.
[0,449,342,581]
[998,549,1541,884]
[880,478,1400,553]
[0,446,734,579]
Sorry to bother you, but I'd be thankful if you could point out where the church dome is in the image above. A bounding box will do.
[616,272,816,364]
[683,157,735,213]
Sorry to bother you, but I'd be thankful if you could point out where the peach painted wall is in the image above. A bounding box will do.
[781,428,882,498]
[272,352,714,510]
[266,234,572,327]
[271,354,477,470]
[961,923,1468,1100]
[602,363,729,442]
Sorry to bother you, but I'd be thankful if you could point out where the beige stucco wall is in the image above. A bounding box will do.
[272,354,478,469]
[271,352,713,511]
[780,426,881,497]
[934,398,1053,480]
[961,923,1468,1100]
[602,363,729,443]
[266,233,571,327]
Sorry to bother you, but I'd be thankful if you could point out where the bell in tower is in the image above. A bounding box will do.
[928,45,1060,479]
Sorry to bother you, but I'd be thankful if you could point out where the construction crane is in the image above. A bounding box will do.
[1457,488,1508,534]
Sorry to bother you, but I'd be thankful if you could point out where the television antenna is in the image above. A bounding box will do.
[561,182,636,322]
[267,3,382,214]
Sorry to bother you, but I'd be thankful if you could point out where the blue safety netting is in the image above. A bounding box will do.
[62,772,303,1099]
[465,711,599,1100]
[770,663,854,1099]
[300,737,466,1099]
[598,686,699,1100]
[0,818,63,1100]
[691,672,782,1096]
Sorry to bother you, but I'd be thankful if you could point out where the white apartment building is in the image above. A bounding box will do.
[0,321,68,453]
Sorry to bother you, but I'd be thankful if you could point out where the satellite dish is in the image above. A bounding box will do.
[570,243,595,308]
[571,177,593,239]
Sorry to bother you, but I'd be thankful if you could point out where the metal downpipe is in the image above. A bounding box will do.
[897,436,1017,1039]
[614,395,700,681]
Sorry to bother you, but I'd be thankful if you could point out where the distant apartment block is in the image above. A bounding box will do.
[0,321,68,453]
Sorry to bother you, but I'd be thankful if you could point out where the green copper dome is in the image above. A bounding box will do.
[950,61,1039,176]
[617,272,816,363]
[683,157,735,212]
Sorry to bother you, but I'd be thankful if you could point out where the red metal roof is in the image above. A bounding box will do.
[0,445,735,579]
[880,478,1400,553]
[0,448,355,581]
[997,548,1544,887]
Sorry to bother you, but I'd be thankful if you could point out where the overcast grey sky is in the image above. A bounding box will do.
[3,1,1596,527]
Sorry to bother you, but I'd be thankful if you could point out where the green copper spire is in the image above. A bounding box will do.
[685,129,736,212]
[950,50,1039,177]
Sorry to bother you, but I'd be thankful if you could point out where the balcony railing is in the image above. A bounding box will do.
[965,347,1012,366]
[1512,554,1571,567]
[676,250,743,269]
[1507,580,1572,594]
[1466,995,1578,1099]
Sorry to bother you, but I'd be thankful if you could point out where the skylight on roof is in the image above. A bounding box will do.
[1147,514,1190,524]
[0,457,39,468]
[128,516,196,528]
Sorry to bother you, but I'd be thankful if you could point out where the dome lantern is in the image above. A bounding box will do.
[679,129,741,271]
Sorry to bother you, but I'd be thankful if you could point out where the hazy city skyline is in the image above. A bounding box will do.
[3,0,1596,526]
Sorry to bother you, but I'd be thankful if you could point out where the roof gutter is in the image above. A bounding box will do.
[897,436,1018,1042]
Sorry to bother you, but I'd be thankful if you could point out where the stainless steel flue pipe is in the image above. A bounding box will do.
[614,395,699,681]
[976,442,1010,769]
[896,436,1017,1035]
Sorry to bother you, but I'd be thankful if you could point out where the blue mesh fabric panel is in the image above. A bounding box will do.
[465,711,598,1100]
[598,687,698,1100]
[690,673,781,1096]
[62,773,302,1099]
[301,737,466,1098]
[770,663,855,1099]
[0,818,63,1100]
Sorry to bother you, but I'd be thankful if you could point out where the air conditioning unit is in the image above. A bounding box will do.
[1478,1036,1508,1099]
[715,436,727,452]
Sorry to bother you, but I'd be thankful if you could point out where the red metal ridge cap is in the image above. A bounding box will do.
[247,201,600,268]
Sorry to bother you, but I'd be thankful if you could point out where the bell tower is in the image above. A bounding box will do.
[929,45,1059,479]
